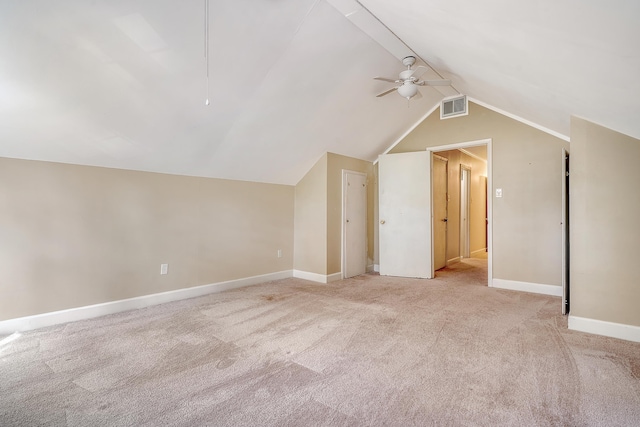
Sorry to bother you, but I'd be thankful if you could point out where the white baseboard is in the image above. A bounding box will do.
[366,264,374,273]
[327,272,342,283]
[447,257,461,266]
[293,270,343,284]
[0,270,293,335]
[471,248,487,256]
[491,278,562,297]
[373,264,380,273]
[568,316,640,343]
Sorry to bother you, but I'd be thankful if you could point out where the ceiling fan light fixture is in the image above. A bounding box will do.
[397,82,418,99]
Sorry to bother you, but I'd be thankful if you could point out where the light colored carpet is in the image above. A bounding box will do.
[2,260,640,426]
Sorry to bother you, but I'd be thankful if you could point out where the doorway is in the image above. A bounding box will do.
[428,139,492,285]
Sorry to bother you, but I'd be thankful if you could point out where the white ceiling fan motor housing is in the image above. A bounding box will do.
[397,81,418,99]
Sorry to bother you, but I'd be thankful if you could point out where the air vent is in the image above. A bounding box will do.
[440,95,468,119]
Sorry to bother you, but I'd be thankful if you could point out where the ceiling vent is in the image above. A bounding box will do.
[440,95,468,119]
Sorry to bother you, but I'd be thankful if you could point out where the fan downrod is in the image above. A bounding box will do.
[402,56,416,68]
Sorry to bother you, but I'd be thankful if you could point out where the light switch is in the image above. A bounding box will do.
[496,188,503,198]
[160,263,168,275]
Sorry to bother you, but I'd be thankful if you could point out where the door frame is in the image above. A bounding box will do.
[426,139,492,285]
[342,169,368,279]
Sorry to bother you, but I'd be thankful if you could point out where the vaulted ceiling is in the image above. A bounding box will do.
[1,1,638,184]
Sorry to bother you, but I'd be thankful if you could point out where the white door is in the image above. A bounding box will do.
[378,152,432,278]
[562,149,570,314]
[460,166,471,258]
[433,155,448,270]
[343,170,367,278]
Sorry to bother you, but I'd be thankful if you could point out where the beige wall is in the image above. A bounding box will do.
[570,117,640,327]
[293,154,328,275]
[0,157,294,321]
[435,149,487,262]
[294,153,374,276]
[388,102,569,286]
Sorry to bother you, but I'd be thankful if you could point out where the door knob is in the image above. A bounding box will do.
[380,220,386,224]
[442,218,448,222]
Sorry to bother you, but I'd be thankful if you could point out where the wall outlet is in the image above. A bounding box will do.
[160,263,168,275]
[277,249,282,258]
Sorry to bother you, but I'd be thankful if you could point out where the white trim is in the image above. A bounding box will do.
[471,248,487,257]
[468,97,570,142]
[433,153,449,163]
[491,278,562,296]
[568,316,640,343]
[327,272,342,283]
[459,148,487,163]
[293,270,342,284]
[0,270,293,335]
[366,264,375,273]
[373,264,380,272]
[427,139,492,287]
[374,102,440,164]
[425,139,491,153]
[446,256,461,266]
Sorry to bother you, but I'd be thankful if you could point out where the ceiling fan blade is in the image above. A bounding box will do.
[376,87,399,97]
[374,77,398,83]
[410,66,428,79]
[419,79,452,87]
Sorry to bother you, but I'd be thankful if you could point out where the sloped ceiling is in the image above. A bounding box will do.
[1,1,638,185]
[359,0,640,141]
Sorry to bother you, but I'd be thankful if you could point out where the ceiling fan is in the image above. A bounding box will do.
[375,56,451,100]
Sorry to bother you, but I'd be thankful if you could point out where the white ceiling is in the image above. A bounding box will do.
[1,1,638,185]
[360,0,640,141]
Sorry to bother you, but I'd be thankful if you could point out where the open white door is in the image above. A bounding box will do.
[378,152,432,278]
[562,149,570,314]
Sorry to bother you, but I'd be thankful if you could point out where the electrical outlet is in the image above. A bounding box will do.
[277,249,282,258]
[160,263,168,275]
